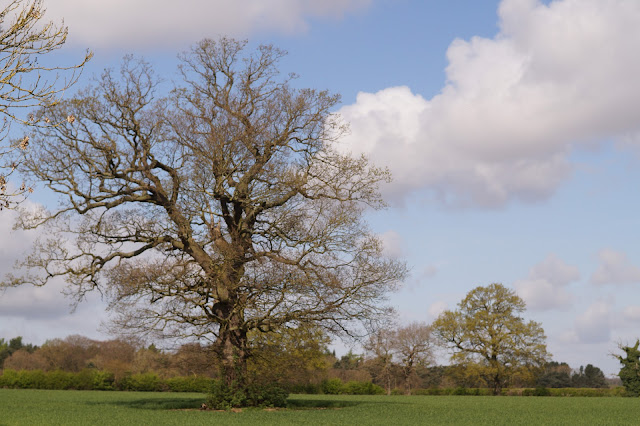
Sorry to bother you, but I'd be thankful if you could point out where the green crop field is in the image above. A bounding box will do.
[1,389,639,425]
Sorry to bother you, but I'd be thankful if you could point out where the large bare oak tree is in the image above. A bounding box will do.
[7,38,406,387]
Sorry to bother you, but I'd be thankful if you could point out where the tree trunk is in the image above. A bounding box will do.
[214,304,248,388]
[492,373,501,396]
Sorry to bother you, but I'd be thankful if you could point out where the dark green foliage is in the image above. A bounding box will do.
[333,351,364,370]
[206,380,289,410]
[321,378,345,395]
[0,336,38,368]
[546,387,625,397]
[522,387,550,396]
[0,369,211,392]
[319,378,384,395]
[537,371,571,388]
[119,373,166,392]
[536,362,572,388]
[165,376,212,393]
[617,340,640,397]
[571,364,607,388]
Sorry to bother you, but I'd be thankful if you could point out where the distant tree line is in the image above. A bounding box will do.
[0,331,617,394]
[0,284,626,395]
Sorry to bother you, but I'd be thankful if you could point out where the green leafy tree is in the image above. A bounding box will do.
[571,364,607,388]
[0,338,9,368]
[0,336,37,368]
[536,361,572,388]
[616,340,640,396]
[433,283,550,395]
[333,351,364,370]
[6,37,406,400]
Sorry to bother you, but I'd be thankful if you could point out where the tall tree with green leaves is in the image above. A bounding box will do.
[616,340,640,396]
[432,283,549,395]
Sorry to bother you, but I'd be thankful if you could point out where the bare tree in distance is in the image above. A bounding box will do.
[364,327,396,395]
[0,0,92,209]
[394,322,433,394]
[6,38,406,393]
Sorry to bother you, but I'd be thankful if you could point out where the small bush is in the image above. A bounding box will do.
[92,371,115,390]
[119,373,165,392]
[321,378,344,395]
[44,370,74,390]
[15,370,47,389]
[206,380,289,410]
[245,382,289,407]
[0,369,19,388]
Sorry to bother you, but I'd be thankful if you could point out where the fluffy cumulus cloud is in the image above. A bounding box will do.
[337,0,640,207]
[574,301,612,344]
[0,208,67,320]
[590,248,640,285]
[44,0,371,48]
[0,207,109,340]
[513,254,579,311]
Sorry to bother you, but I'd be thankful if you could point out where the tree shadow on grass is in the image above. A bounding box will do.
[286,399,365,410]
[91,397,204,411]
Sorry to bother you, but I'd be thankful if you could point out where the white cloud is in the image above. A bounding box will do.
[427,301,448,319]
[590,248,640,285]
[514,278,572,311]
[0,280,74,320]
[44,0,371,48]
[0,206,110,341]
[622,306,640,322]
[420,264,438,279]
[338,0,640,207]
[379,230,405,259]
[513,254,579,311]
[574,301,611,344]
[529,253,580,286]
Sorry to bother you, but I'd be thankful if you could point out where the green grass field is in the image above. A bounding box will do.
[1,389,639,425]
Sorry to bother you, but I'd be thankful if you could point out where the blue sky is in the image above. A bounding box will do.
[2,0,640,376]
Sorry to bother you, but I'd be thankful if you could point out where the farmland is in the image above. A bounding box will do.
[1,389,640,425]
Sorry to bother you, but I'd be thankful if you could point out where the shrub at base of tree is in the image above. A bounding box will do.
[206,381,289,410]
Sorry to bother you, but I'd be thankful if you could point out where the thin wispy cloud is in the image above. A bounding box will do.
[45,0,371,48]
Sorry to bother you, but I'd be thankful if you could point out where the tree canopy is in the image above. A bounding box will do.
[6,37,406,397]
[432,283,549,394]
[616,340,640,396]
